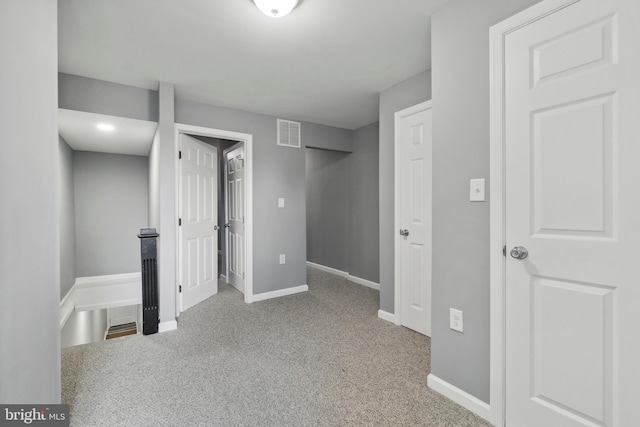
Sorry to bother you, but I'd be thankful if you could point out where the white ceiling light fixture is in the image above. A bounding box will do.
[96,123,115,132]
[253,0,299,18]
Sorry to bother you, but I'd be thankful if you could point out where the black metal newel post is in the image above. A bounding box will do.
[138,228,159,335]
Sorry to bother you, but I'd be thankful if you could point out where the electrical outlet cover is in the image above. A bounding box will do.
[449,308,464,333]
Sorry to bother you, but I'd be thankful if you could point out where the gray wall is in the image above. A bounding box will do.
[430,0,542,403]
[304,122,353,153]
[74,152,149,277]
[61,308,107,349]
[349,122,380,282]
[379,71,432,313]
[59,73,158,122]
[176,99,353,295]
[0,0,60,403]
[157,82,176,324]
[60,137,76,298]
[306,148,350,272]
[305,122,380,282]
[148,129,160,229]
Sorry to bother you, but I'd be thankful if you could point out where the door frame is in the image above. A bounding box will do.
[393,100,433,328]
[489,0,580,425]
[174,123,254,309]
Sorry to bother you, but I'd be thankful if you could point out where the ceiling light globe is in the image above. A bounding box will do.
[253,0,299,18]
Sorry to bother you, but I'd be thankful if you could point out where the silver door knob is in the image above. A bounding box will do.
[399,229,410,237]
[214,225,220,231]
[510,246,528,260]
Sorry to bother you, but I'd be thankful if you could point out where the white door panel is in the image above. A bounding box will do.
[180,134,218,311]
[397,104,432,337]
[505,0,639,425]
[225,143,245,293]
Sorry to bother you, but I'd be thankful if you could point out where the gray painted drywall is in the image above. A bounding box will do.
[176,99,352,295]
[304,122,353,153]
[157,82,177,324]
[148,129,160,229]
[0,0,60,403]
[74,152,148,277]
[430,0,542,403]
[379,71,431,313]
[349,122,380,282]
[59,73,159,122]
[306,148,350,272]
[61,309,107,348]
[60,136,76,299]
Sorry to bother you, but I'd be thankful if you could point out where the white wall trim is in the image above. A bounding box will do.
[347,275,380,291]
[488,1,579,425]
[251,284,308,303]
[60,283,77,331]
[394,101,433,329]
[74,273,142,312]
[377,310,397,324]
[75,272,141,288]
[174,123,254,309]
[427,374,491,422]
[306,262,381,290]
[306,261,348,277]
[159,320,178,333]
[78,299,141,312]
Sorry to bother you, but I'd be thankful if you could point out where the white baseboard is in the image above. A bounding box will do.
[251,284,309,303]
[159,320,178,333]
[377,309,397,324]
[75,272,142,311]
[427,374,491,422]
[60,283,77,330]
[307,262,380,290]
[348,274,380,290]
[306,261,348,277]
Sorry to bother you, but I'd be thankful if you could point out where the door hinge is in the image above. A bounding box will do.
[503,245,506,257]
[179,218,182,226]
[179,285,182,293]
[179,150,182,159]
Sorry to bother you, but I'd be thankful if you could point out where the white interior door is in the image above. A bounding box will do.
[224,143,245,294]
[396,102,432,337]
[505,0,640,425]
[179,134,218,311]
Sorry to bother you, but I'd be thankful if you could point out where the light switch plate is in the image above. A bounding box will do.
[279,254,286,264]
[278,198,285,208]
[470,179,485,202]
[450,308,463,333]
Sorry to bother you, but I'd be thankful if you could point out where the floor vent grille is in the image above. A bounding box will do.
[106,322,137,340]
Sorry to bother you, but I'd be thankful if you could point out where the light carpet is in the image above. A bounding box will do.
[62,267,492,426]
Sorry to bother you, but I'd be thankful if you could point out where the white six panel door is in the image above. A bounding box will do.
[398,104,432,337]
[505,0,640,425]
[180,134,218,311]
[225,143,245,294]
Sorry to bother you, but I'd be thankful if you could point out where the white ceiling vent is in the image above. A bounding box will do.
[277,119,301,148]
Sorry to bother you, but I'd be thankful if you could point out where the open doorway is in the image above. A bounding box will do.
[174,124,254,312]
[223,142,246,294]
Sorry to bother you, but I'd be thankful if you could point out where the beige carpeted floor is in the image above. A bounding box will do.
[62,267,492,426]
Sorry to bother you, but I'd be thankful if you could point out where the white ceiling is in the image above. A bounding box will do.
[59,109,157,156]
[58,0,448,130]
